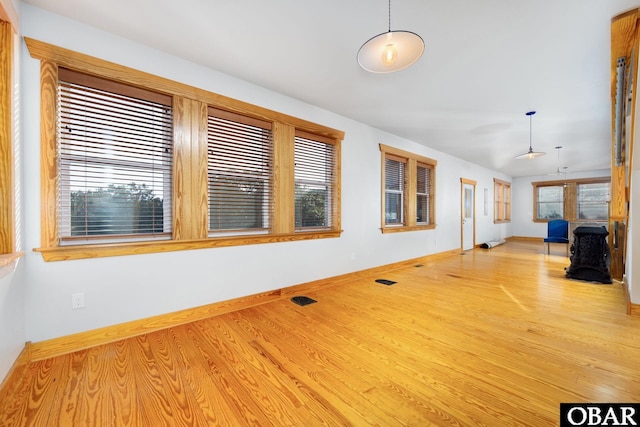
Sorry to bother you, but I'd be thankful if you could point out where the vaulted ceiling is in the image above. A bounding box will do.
[22,0,640,177]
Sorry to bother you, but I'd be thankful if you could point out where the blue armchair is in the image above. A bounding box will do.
[544,219,570,256]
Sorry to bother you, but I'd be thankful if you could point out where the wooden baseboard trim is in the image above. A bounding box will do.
[507,236,542,242]
[0,343,31,404]
[621,275,640,316]
[29,249,460,362]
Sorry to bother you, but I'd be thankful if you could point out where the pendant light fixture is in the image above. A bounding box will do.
[516,111,545,159]
[357,0,425,73]
[549,146,563,175]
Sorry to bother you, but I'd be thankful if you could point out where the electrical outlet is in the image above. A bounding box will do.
[71,292,85,310]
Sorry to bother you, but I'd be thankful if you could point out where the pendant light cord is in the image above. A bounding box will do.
[529,113,533,150]
[388,0,392,32]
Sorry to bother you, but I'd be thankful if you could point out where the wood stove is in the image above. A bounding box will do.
[565,225,612,284]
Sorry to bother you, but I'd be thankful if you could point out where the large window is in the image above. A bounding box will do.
[58,69,173,244]
[29,38,343,261]
[493,178,511,223]
[380,144,436,233]
[532,178,610,222]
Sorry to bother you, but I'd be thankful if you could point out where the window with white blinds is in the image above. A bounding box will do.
[207,108,273,234]
[416,164,431,225]
[380,144,436,232]
[385,157,405,225]
[32,41,344,260]
[294,132,336,230]
[57,68,173,243]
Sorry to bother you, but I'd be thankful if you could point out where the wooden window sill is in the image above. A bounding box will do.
[381,225,436,234]
[34,231,342,261]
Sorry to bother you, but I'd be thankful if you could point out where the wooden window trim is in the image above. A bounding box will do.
[27,38,344,261]
[493,178,511,224]
[380,144,436,233]
[0,19,24,268]
[531,177,610,223]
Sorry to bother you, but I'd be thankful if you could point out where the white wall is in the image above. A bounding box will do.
[0,0,26,384]
[511,169,611,238]
[20,4,512,343]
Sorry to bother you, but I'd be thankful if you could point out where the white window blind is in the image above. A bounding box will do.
[207,108,273,234]
[57,68,173,243]
[294,132,336,230]
[416,164,431,224]
[385,156,405,225]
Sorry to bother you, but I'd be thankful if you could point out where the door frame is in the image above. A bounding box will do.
[460,178,477,251]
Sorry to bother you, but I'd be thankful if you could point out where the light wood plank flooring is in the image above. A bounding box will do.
[1,241,639,426]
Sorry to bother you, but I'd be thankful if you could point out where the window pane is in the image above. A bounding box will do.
[577,182,610,220]
[385,158,404,191]
[294,135,335,229]
[385,158,404,225]
[208,111,273,233]
[537,186,564,219]
[416,165,430,224]
[58,76,173,242]
[385,193,403,224]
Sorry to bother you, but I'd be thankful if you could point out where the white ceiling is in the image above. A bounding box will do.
[22,0,640,177]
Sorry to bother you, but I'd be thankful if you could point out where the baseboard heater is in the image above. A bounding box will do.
[481,239,506,249]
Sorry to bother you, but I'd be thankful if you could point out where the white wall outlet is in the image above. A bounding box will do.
[71,292,85,309]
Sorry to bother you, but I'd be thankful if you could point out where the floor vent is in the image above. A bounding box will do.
[375,279,397,286]
[291,296,317,306]
[414,264,424,268]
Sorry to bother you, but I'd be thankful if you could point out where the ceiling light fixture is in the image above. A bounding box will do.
[516,111,545,159]
[357,0,425,73]
[549,146,564,175]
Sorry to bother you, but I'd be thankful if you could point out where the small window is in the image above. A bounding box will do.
[384,156,405,225]
[416,164,431,225]
[493,179,511,223]
[380,144,436,232]
[57,69,173,244]
[294,131,337,230]
[577,182,610,221]
[535,185,564,220]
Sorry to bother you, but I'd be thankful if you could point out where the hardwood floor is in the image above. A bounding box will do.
[1,240,639,426]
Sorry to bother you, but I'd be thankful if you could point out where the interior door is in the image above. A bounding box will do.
[461,179,476,251]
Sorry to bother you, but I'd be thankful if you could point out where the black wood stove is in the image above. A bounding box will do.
[565,225,612,284]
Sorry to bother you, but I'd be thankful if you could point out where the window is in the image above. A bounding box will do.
[28,38,343,261]
[207,108,273,234]
[493,178,511,223]
[577,182,610,221]
[294,132,337,230]
[384,156,405,225]
[536,185,564,220]
[58,68,173,244]
[532,178,610,222]
[380,144,436,232]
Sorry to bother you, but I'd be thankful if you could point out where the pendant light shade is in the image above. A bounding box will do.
[516,111,545,159]
[357,0,424,73]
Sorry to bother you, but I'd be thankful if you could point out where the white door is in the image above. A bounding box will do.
[461,179,476,251]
